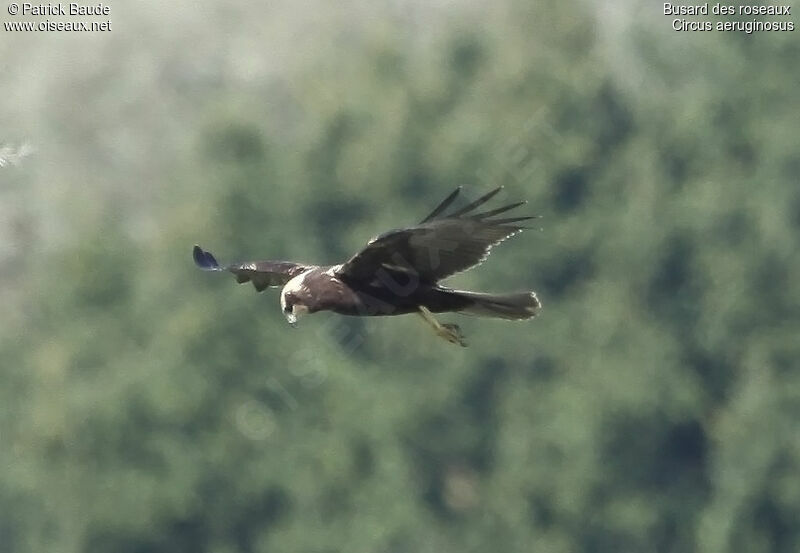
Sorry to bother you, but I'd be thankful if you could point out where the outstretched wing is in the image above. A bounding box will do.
[193,245,310,292]
[337,187,535,283]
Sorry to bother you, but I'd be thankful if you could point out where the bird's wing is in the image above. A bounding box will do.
[337,187,536,283]
[193,245,309,291]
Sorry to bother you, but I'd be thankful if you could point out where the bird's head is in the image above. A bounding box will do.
[280,272,312,327]
[280,292,309,327]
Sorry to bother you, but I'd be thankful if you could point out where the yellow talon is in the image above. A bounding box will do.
[418,306,468,347]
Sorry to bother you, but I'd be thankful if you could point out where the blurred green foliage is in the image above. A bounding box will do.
[1,1,799,552]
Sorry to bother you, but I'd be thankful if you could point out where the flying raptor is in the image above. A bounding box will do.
[193,187,541,346]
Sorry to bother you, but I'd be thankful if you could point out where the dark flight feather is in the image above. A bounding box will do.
[485,215,537,226]
[338,188,536,283]
[469,201,527,220]
[450,186,503,217]
[419,186,462,224]
[193,245,220,270]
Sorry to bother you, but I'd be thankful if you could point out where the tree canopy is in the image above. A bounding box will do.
[1,1,799,552]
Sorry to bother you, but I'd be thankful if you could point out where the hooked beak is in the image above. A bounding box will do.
[284,311,297,328]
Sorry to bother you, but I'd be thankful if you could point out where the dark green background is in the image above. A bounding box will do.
[1,2,798,552]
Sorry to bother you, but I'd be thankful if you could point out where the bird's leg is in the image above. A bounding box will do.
[417,306,467,347]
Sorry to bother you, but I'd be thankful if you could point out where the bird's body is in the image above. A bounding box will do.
[279,265,459,317]
[194,187,541,346]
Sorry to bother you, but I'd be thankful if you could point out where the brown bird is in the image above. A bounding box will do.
[194,187,540,346]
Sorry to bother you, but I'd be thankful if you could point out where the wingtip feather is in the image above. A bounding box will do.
[420,186,463,223]
[451,186,505,217]
[193,245,220,270]
[491,215,538,225]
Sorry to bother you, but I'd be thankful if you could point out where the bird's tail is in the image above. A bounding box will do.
[454,290,541,320]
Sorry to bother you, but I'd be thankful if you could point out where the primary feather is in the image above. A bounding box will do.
[338,186,536,283]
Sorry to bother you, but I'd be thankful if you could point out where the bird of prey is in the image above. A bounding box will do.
[193,187,540,346]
